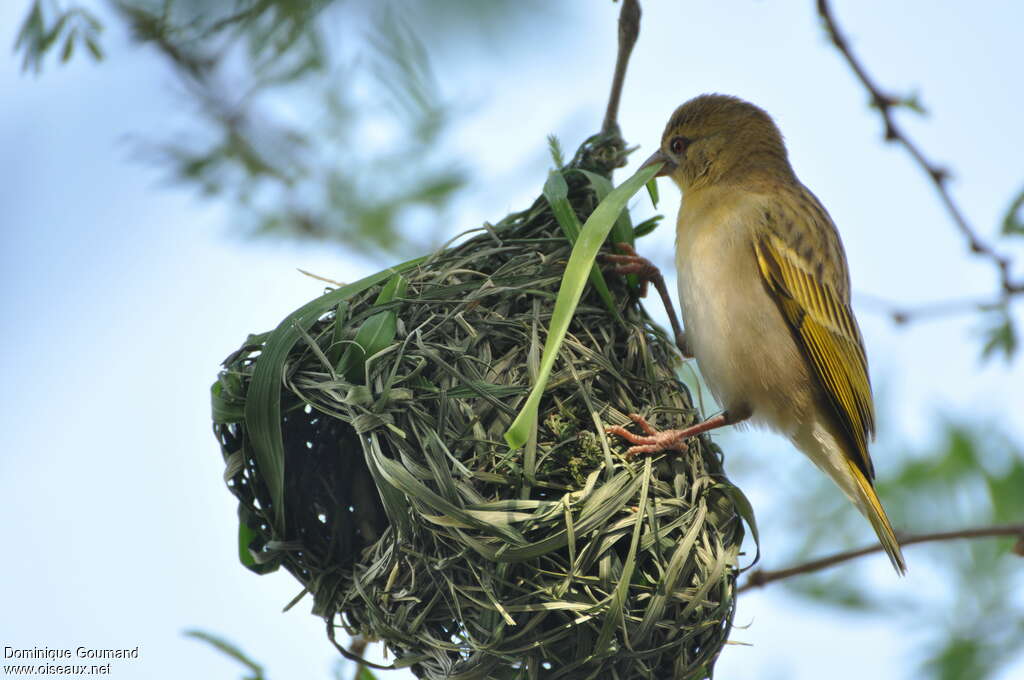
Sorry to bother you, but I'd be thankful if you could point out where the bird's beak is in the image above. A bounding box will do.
[639,149,676,177]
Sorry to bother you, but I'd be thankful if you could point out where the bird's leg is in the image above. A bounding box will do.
[606,408,751,460]
[601,243,690,356]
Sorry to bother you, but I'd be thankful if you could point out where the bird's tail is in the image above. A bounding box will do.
[843,458,907,574]
[795,422,907,574]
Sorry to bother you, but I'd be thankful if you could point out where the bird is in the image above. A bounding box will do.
[604,93,906,573]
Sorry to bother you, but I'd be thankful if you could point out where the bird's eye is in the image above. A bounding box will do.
[670,136,690,155]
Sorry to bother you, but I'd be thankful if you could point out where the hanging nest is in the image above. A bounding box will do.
[212,134,752,679]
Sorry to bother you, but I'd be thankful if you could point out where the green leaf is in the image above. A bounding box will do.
[922,637,991,680]
[576,169,634,247]
[632,214,663,239]
[336,273,408,382]
[893,90,928,116]
[246,258,424,531]
[375,271,409,304]
[980,311,1017,362]
[60,31,76,62]
[84,35,103,61]
[719,483,760,566]
[236,521,278,574]
[327,300,350,365]
[210,380,245,424]
[1000,187,1024,236]
[338,311,397,381]
[504,162,663,449]
[184,630,266,680]
[645,177,659,208]
[543,170,619,318]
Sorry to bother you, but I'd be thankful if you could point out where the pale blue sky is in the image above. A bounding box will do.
[2,2,1022,679]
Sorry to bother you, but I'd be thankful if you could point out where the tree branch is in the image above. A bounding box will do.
[349,637,369,680]
[855,291,1010,326]
[738,523,1024,593]
[602,0,641,136]
[817,0,1023,316]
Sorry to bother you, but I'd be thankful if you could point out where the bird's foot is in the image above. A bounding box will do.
[605,413,693,460]
[607,409,748,460]
[599,243,658,298]
[600,243,690,356]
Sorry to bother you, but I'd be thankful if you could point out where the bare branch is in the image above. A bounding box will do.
[817,0,1023,314]
[855,291,1009,326]
[349,637,369,680]
[738,523,1024,593]
[602,0,641,136]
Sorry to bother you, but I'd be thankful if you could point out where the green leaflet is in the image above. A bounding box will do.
[336,273,409,382]
[645,176,659,208]
[575,169,636,248]
[543,170,619,318]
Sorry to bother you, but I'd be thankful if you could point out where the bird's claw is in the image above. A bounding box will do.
[599,243,658,298]
[605,413,692,460]
[600,245,691,357]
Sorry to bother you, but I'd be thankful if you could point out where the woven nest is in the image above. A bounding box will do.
[212,135,750,679]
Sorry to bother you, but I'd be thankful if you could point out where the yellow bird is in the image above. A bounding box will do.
[606,94,906,573]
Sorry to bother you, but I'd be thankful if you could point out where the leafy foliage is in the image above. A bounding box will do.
[15,0,104,73]
[108,0,465,257]
[13,0,547,258]
[979,309,1018,363]
[780,421,1024,679]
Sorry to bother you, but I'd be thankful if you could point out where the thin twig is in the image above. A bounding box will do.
[738,523,1024,593]
[855,291,1010,326]
[349,637,369,680]
[602,0,641,136]
[817,0,1023,313]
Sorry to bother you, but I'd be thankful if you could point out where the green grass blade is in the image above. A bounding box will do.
[184,630,265,680]
[504,162,662,449]
[577,169,634,247]
[210,380,245,424]
[246,258,425,531]
[719,482,760,565]
[646,176,659,207]
[577,168,640,289]
[543,171,619,318]
[632,214,663,239]
[337,273,408,382]
[236,522,277,574]
[594,457,651,656]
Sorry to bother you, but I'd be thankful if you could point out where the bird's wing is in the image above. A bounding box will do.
[753,230,877,479]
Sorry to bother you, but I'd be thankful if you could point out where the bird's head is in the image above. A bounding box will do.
[642,94,793,193]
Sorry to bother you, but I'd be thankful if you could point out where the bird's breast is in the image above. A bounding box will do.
[675,200,813,435]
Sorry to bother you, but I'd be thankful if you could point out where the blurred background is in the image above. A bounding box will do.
[2,1,1023,679]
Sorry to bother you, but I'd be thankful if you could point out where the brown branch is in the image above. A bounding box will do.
[349,637,369,680]
[602,0,641,136]
[326,620,392,672]
[855,291,1007,326]
[817,0,1023,310]
[738,523,1024,593]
